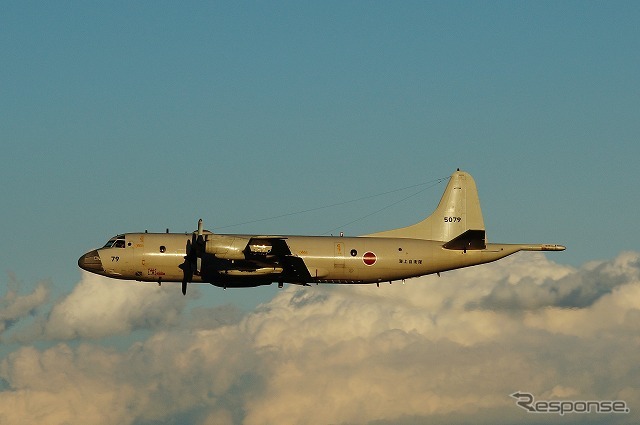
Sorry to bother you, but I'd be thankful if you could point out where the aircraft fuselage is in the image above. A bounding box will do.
[78,170,565,292]
[79,232,557,288]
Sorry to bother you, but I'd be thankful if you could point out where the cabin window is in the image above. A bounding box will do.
[160,246,166,253]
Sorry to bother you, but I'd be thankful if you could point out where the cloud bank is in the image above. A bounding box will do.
[8,273,193,343]
[0,276,49,337]
[1,252,639,425]
[41,273,190,340]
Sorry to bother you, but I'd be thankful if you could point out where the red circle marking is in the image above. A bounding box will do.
[363,251,377,266]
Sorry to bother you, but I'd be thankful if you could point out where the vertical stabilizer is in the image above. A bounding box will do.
[366,170,486,245]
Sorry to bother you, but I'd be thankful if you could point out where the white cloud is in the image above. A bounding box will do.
[1,252,640,425]
[14,272,192,341]
[0,277,49,337]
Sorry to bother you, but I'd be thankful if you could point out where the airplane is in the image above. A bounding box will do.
[78,170,565,295]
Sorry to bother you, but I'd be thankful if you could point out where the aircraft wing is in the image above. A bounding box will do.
[279,255,313,285]
[249,237,312,284]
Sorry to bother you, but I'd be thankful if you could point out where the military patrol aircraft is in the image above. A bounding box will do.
[78,170,565,295]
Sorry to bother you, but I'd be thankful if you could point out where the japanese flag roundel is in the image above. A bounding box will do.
[363,251,377,266]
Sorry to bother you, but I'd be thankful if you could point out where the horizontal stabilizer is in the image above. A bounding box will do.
[442,229,486,251]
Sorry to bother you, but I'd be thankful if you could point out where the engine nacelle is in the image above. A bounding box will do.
[247,240,273,255]
[205,235,250,260]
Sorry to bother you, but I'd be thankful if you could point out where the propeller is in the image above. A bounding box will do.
[195,218,204,275]
[180,219,204,296]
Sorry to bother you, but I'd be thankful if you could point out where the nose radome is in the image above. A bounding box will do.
[78,250,103,273]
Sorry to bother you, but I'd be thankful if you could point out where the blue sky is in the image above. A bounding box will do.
[1,2,640,424]
[2,1,639,296]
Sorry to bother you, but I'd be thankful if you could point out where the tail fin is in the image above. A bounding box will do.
[367,170,486,247]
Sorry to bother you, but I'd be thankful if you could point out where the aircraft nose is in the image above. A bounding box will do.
[78,250,103,273]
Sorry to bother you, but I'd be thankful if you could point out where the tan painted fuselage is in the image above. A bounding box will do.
[78,170,565,290]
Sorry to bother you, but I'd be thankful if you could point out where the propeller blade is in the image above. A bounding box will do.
[179,255,192,296]
[181,219,205,295]
[194,219,204,275]
[180,238,195,296]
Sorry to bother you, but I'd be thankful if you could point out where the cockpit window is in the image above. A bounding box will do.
[103,235,126,249]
